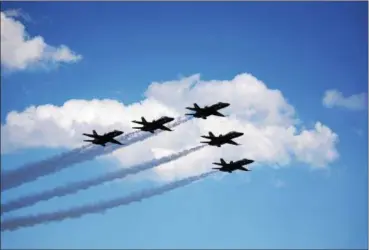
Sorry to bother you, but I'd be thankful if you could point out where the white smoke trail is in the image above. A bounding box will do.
[1,116,192,192]
[1,171,216,232]
[2,144,206,213]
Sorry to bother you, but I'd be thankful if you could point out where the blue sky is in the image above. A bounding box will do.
[1,1,368,249]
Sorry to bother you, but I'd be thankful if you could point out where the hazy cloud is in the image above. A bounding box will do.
[323,89,367,111]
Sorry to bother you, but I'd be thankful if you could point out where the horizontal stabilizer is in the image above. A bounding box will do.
[132,120,144,125]
[83,139,95,142]
[132,126,144,130]
[185,107,196,111]
[83,133,95,138]
[200,141,210,144]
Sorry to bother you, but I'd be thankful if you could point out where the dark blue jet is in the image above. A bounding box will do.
[132,116,175,133]
[212,158,254,173]
[200,131,244,147]
[83,130,124,146]
[185,102,230,119]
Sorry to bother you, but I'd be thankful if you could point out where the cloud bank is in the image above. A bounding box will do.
[1,73,339,181]
[323,89,367,111]
[1,9,82,72]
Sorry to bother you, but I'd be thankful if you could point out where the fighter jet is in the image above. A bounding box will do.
[200,131,244,147]
[132,116,175,133]
[185,102,230,119]
[83,130,124,146]
[212,158,254,173]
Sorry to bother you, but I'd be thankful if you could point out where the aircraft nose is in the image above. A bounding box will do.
[222,102,230,107]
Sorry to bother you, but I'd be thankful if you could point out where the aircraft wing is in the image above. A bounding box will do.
[109,138,123,145]
[239,166,250,171]
[159,125,172,131]
[213,111,225,117]
[227,140,239,146]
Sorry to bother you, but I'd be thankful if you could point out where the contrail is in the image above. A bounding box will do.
[1,116,192,192]
[1,144,206,213]
[1,171,216,232]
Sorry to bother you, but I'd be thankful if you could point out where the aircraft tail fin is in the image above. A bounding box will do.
[194,103,200,109]
[93,130,98,136]
[141,117,147,123]
[209,131,215,137]
[220,158,226,164]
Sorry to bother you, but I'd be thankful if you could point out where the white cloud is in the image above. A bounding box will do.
[1,73,339,181]
[323,89,367,111]
[1,10,82,72]
[3,9,32,22]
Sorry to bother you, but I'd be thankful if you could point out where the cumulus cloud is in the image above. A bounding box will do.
[1,9,82,72]
[323,89,367,111]
[1,73,339,181]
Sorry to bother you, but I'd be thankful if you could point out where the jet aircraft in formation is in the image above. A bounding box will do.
[212,158,254,173]
[200,131,244,147]
[185,102,229,119]
[83,130,124,147]
[82,102,254,172]
[132,116,174,133]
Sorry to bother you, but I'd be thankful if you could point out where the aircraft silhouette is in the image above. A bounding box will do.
[212,158,254,173]
[132,116,174,133]
[83,130,124,147]
[185,102,230,119]
[200,131,243,147]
